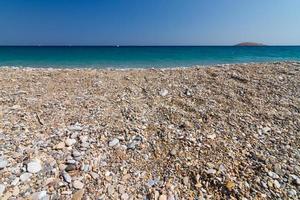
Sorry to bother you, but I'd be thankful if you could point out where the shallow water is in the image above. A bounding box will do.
[0,46,299,68]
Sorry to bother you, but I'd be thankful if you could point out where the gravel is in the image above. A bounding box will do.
[0,61,299,199]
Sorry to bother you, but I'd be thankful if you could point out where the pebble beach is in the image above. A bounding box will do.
[0,61,300,199]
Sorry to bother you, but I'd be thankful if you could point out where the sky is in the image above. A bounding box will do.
[0,0,299,45]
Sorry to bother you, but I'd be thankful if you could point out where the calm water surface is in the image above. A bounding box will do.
[0,46,299,68]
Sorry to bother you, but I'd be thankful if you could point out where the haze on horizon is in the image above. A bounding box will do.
[0,0,299,46]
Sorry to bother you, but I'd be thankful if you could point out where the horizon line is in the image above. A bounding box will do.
[0,44,300,47]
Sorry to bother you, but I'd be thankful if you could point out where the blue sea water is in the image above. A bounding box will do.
[0,46,299,68]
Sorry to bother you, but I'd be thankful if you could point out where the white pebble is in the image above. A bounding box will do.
[108,138,119,147]
[65,138,77,146]
[27,161,42,173]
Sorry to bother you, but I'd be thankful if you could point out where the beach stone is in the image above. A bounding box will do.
[31,191,49,200]
[65,138,77,146]
[27,161,42,173]
[0,158,8,169]
[183,176,189,186]
[207,134,216,139]
[207,169,216,175]
[108,138,119,147]
[72,189,84,200]
[159,194,167,200]
[73,180,84,189]
[288,189,297,197]
[268,171,279,179]
[11,178,20,186]
[20,173,32,182]
[0,184,5,195]
[65,164,76,172]
[107,184,115,195]
[55,142,65,149]
[121,193,129,200]
[159,89,168,96]
[290,175,300,185]
[68,124,83,131]
[273,180,280,188]
[62,171,72,183]
[170,149,177,156]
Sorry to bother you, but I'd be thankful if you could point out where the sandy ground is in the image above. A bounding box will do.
[0,62,300,199]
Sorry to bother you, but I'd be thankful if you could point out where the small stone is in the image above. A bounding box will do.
[62,171,72,183]
[147,179,156,187]
[121,193,129,200]
[12,186,19,196]
[31,191,49,200]
[288,189,297,197]
[226,180,235,191]
[65,164,77,172]
[207,168,216,175]
[107,184,115,195]
[73,180,84,189]
[170,149,177,156]
[11,178,19,186]
[55,142,65,149]
[268,171,279,179]
[159,194,167,200]
[0,184,6,195]
[108,138,119,147]
[207,134,216,139]
[90,172,99,180]
[20,173,32,182]
[65,138,77,146]
[0,158,8,169]
[72,189,84,200]
[159,89,168,96]
[27,161,42,173]
[72,150,81,157]
[68,124,83,131]
[273,180,280,188]
[183,176,189,186]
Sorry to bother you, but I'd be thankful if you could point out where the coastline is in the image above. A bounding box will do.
[0,61,299,199]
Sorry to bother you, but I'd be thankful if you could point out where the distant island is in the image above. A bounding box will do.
[235,42,266,46]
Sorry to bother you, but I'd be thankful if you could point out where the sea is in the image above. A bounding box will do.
[0,46,299,68]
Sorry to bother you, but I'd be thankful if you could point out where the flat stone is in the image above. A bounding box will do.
[0,184,5,195]
[11,178,20,186]
[68,124,83,131]
[54,142,65,150]
[27,161,42,173]
[20,173,32,182]
[268,171,279,179]
[0,158,8,169]
[65,164,77,172]
[159,194,167,200]
[207,168,216,175]
[31,191,49,200]
[207,134,216,139]
[183,176,189,186]
[107,184,115,195]
[159,89,168,96]
[72,189,84,200]
[273,180,281,188]
[65,138,77,146]
[108,138,119,147]
[62,171,72,183]
[121,193,129,200]
[288,189,297,197]
[73,180,84,189]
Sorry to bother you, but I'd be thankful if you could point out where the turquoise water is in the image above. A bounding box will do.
[0,46,300,68]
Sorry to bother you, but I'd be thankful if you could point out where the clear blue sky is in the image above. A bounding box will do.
[0,0,299,45]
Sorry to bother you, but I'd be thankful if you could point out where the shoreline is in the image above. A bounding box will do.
[0,60,300,72]
[0,61,299,199]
